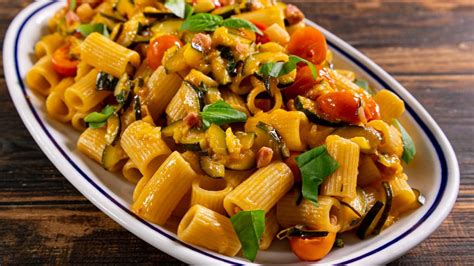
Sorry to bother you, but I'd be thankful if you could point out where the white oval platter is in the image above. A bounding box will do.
[3,1,459,264]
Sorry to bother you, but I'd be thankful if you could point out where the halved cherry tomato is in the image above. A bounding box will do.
[289,232,336,261]
[251,21,270,44]
[363,97,381,121]
[51,45,79,77]
[284,151,301,182]
[282,65,320,99]
[288,27,327,65]
[147,35,183,69]
[316,91,361,124]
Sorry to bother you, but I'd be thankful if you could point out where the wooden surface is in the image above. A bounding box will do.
[0,0,472,264]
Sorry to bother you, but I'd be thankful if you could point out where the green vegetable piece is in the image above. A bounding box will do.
[393,119,416,164]
[180,13,224,32]
[295,145,339,205]
[222,18,263,35]
[84,105,115,129]
[184,3,194,19]
[77,23,109,37]
[355,79,374,94]
[258,55,318,84]
[200,100,247,128]
[230,210,265,262]
[69,0,76,11]
[165,0,186,18]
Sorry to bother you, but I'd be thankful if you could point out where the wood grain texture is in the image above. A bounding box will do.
[0,0,472,264]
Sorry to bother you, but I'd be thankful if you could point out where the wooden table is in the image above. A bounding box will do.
[0,0,472,264]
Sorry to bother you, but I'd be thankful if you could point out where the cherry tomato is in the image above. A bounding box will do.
[51,45,79,77]
[284,151,301,183]
[282,65,319,99]
[288,27,327,65]
[316,91,361,124]
[147,35,183,69]
[251,21,270,44]
[363,97,381,121]
[289,232,336,261]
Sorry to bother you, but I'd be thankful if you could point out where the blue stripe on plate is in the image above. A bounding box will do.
[12,1,447,264]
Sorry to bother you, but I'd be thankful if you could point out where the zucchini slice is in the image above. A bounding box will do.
[96,71,118,91]
[102,144,128,172]
[225,149,256,170]
[133,95,142,120]
[162,120,186,137]
[413,188,426,206]
[356,201,384,239]
[105,113,121,145]
[295,96,347,127]
[200,156,225,178]
[235,132,255,150]
[211,4,239,18]
[114,73,132,110]
[207,124,227,155]
[277,225,329,240]
[372,181,393,235]
[184,81,206,111]
[256,121,290,158]
[180,129,207,151]
[333,126,382,154]
[143,11,178,20]
[99,12,127,23]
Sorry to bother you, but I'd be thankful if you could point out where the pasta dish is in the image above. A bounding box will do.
[26,0,423,261]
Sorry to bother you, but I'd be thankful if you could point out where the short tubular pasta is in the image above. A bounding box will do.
[276,192,343,232]
[77,127,107,163]
[120,120,172,178]
[165,82,200,122]
[45,78,75,122]
[64,69,110,113]
[34,33,64,58]
[259,208,280,250]
[190,177,232,214]
[145,66,182,120]
[223,162,294,216]
[320,135,360,199]
[246,84,283,114]
[122,159,142,184]
[388,174,417,215]
[81,32,141,78]
[26,56,60,96]
[178,204,241,256]
[223,169,254,188]
[368,120,404,157]
[132,151,198,225]
[245,109,309,151]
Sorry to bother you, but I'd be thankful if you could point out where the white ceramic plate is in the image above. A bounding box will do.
[4,1,459,264]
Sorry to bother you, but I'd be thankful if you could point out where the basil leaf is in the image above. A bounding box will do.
[230,210,265,262]
[84,105,115,128]
[184,3,194,19]
[200,100,247,128]
[77,23,109,37]
[222,18,263,35]
[258,55,318,80]
[69,0,76,11]
[165,0,186,19]
[355,79,374,95]
[180,13,223,32]
[393,119,416,164]
[295,145,339,205]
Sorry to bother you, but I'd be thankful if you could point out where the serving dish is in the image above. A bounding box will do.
[3,1,459,264]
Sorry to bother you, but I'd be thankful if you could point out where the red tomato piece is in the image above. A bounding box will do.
[251,21,270,44]
[288,27,327,65]
[147,35,183,69]
[284,151,301,183]
[316,91,361,124]
[363,97,381,121]
[282,65,320,99]
[51,45,79,77]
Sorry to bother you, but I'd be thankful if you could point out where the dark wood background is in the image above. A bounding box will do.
[0,0,472,264]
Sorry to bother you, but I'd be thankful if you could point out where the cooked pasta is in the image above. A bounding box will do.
[30,0,421,261]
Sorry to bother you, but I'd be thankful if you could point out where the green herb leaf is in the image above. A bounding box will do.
[180,13,223,32]
[200,100,247,128]
[393,119,416,164]
[84,105,115,128]
[184,3,194,19]
[230,210,265,262]
[165,0,186,18]
[295,145,339,205]
[258,55,318,81]
[355,79,374,95]
[222,18,263,35]
[77,23,109,37]
[69,0,76,11]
